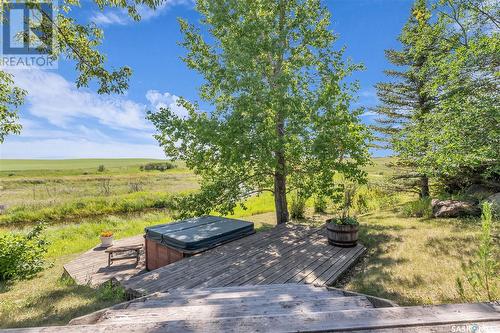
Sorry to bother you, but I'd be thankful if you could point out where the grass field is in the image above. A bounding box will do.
[342,211,487,305]
[0,157,495,328]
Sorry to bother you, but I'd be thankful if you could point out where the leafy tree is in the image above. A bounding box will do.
[148,0,370,224]
[0,72,26,143]
[372,0,443,198]
[0,0,163,142]
[417,0,500,192]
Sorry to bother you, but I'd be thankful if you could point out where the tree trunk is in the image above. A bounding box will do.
[274,110,289,224]
[274,166,289,225]
[420,175,430,198]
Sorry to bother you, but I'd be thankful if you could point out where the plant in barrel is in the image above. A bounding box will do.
[326,184,359,247]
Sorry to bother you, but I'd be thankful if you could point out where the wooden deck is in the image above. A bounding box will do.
[123,224,366,297]
[63,235,146,287]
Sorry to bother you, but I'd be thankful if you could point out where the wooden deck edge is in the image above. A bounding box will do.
[322,245,367,285]
[68,292,163,325]
[327,286,399,308]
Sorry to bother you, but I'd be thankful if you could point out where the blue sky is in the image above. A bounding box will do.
[1,0,412,159]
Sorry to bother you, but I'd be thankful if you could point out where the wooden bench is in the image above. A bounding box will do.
[105,244,143,267]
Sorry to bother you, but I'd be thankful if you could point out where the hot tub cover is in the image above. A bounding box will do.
[145,215,255,251]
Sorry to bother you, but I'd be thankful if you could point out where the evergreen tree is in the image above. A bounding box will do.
[372,0,442,197]
[417,0,500,192]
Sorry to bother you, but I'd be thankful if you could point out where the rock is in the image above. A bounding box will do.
[486,193,500,215]
[431,199,481,218]
[0,204,6,215]
[464,184,491,200]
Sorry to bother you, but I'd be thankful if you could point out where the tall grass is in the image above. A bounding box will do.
[0,192,179,226]
[289,192,307,219]
[402,197,433,218]
[329,185,404,216]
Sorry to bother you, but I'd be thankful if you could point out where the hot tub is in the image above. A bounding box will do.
[144,215,255,270]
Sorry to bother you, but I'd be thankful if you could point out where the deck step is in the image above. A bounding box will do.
[100,295,373,323]
[127,291,352,308]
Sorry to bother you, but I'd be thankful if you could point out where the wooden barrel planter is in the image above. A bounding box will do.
[326,221,358,247]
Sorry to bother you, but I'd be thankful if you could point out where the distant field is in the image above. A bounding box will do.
[0,157,393,221]
[363,157,394,178]
[1,157,393,174]
[0,159,164,171]
[0,159,181,178]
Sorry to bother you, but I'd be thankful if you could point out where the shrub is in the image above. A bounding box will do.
[289,192,306,219]
[333,183,402,215]
[96,281,126,302]
[97,165,106,172]
[456,202,499,302]
[340,184,357,219]
[0,223,49,281]
[328,216,359,226]
[402,197,432,218]
[128,181,144,193]
[140,162,176,172]
[99,178,111,196]
[313,195,327,213]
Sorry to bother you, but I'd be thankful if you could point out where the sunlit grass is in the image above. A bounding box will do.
[226,192,276,218]
[341,209,490,306]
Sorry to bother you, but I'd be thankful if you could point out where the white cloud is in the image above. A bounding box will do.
[1,70,188,158]
[146,90,189,118]
[9,69,151,131]
[361,110,377,117]
[91,11,129,26]
[91,0,194,26]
